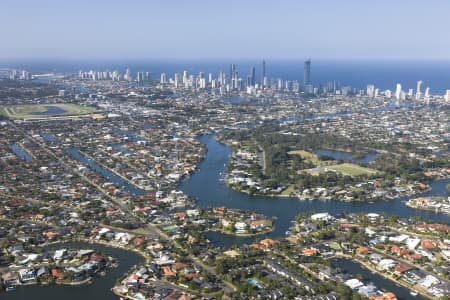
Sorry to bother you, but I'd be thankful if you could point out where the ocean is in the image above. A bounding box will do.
[2,59,450,95]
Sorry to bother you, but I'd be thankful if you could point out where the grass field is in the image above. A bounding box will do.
[281,184,295,196]
[326,163,379,177]
[0,104,97,120]
[288,150,321,165]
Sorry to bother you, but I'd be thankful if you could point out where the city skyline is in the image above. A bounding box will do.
[2,0,450,60]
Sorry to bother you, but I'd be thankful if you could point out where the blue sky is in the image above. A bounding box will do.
[1,0,450,60]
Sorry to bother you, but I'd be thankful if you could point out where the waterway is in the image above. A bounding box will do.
[31,106,67,115]
[113,128,146,142]
[221,97,251,104]
[180,134,450,248]
[331,258,427,300]
[9,144,33,162]
[66,147,146,196]
[315,149,380,164]
[40,133,59,143]
[3,241,143,300]
[277,100,413,125]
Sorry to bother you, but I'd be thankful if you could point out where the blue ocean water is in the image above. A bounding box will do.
[2,59,450,94]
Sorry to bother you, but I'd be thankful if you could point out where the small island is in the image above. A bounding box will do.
[405,196,450,215]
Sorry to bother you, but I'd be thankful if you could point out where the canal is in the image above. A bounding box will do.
[180,134,450,248]
[331,258,427,300]
[9,144,33,162]
[66,147,147,196]
[3,242,143,300]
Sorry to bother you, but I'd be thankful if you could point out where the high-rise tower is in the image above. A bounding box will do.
[415,80,423,100]
[250,66,256,86]
[262,60,266,88]
[303,59,311,86]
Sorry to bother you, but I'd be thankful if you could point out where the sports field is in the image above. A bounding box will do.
[0,104,97,120]
[326,163,379,177]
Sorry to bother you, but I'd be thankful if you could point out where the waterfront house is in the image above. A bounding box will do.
[36,266,50,278]
[394,263,413,275]
[419,274,440,289]
[2,271,20,286]
[377,259,396,271]
[19,268,36,282]
[51,268,65,280]
[345,278,364,290]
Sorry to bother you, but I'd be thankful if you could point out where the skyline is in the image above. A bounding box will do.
[2,0,450,60]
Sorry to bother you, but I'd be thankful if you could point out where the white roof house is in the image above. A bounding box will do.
[406,238,421,250]
[345,278,364,290]
[311,212,332,221]
[419,275,440,288]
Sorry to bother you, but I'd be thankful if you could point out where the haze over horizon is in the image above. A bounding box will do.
[2,0,450,61]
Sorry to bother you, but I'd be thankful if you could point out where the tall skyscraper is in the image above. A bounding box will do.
[445,90,450,102]
[250,66,256,86]
[366,84,375,97]
[424,87,430,98]
[230,64,236,81]
[137,72,144,83]
[230,64,237,89]
[415,80,423,100]
[261,60,266,88]
[303,59,311,86]
[174,73,180,88]
[395,83,402,100]
[125,68,132,82]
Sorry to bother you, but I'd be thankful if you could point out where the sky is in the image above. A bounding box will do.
[1,0,450,61]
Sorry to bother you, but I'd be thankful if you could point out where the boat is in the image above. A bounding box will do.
[5,285,16,292]
[410,290,419,296]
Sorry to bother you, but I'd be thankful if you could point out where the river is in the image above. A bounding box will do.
[5,127,447,299]
[180,134,450,248]
[3,242,143,300]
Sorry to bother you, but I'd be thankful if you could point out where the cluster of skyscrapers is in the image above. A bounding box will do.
[159,60,314,96]
[76,60,314,95]
[74,61,450,102]
[391,81,431,102]
[78,68,151,83]
[8,69,32,81]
